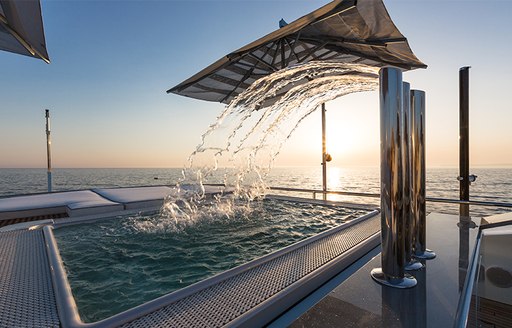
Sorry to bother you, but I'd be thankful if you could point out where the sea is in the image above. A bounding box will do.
[0,167,511,217]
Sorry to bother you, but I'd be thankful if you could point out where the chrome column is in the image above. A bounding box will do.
[321,103,327,201]
[411,90,435,260]
[45,109,52,193]
[371,67,416,288]
[403,83,423,271]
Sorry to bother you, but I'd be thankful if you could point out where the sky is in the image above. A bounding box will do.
[1,0,511,169]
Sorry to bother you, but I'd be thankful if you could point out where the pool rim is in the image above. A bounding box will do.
[44,196,379,327]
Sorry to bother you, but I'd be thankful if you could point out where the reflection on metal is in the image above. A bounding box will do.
[403,83,423,271]
[381,265,427,327]
[321,103,327,201]
[405,257,424,271]
[411,90,435,260]
[371,67,416,288]
[45,109,52,193]
[458,217,474,291]
[413,267,428,328]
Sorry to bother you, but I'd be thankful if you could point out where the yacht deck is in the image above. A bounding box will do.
[0,190,380,328]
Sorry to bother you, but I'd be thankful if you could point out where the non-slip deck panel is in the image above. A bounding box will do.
[0,230,59,328]
[0,213,67,228]
[121,215,380,328]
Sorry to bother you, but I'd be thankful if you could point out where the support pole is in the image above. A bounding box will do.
[45,109,52,193]
[458,66,472,291]
[459,67,470,216]
[403,82,423,271]
[411,90,435,260]
[321,103,327,201]
[371,67,416,289]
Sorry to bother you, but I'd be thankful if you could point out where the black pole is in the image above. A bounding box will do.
[459,67,471,291]
[459,67,470,204]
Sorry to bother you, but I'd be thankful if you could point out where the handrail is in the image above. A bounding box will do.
[267,186,512,209]
[454,231,482,328]
[269,186,380,198]
[426,197,512,208]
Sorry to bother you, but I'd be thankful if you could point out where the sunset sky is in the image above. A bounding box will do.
[1,0,511,169]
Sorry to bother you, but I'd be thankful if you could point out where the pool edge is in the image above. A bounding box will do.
[45,208,380,327]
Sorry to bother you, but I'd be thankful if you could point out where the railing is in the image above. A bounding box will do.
[269,186,380,200]
[267,186,512,209]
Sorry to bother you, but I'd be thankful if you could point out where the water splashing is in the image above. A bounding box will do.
[155,61,379,232]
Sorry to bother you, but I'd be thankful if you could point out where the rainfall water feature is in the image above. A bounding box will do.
[158,61,379,230]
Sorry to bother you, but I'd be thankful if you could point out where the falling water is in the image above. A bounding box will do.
[145,61,379,232]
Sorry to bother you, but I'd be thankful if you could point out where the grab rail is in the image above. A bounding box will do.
[454,231,482,328]
[266,186,512,209]
[268,186,380,199]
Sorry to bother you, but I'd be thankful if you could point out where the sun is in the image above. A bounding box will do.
[326,124,358,160]
[327,167,342,190]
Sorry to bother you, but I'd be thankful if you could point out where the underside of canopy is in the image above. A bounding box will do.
[0,0,50,63]
[168,0,426,104]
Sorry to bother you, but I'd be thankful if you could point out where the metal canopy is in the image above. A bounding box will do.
[168,0,426,104]
[0,0,50,63]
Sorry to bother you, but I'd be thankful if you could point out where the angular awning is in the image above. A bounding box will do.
[168,0,425,104]
[0,0,50,63]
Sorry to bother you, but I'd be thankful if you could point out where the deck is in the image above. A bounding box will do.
[2,188,509,327]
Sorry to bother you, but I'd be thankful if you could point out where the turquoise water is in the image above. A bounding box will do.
[54,198,370,322]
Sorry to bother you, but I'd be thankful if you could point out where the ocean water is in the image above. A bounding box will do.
[0,167,511,216]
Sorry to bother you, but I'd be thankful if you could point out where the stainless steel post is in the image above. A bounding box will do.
[403,83,423,271]
[321,103,327,201]
[411,90,435,260]
[371,67,416,288]
[45,109,52,193]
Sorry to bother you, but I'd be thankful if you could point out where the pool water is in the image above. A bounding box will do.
[54,198,370,322]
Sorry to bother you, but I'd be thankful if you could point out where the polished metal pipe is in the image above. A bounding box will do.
[403,83,422,271]
[402,83,411,223]
[371,67,416,288]
[45,109,52,193]
[321,103,327,201]
[411,90,435,260]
